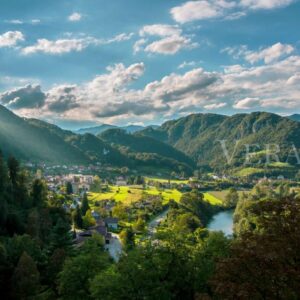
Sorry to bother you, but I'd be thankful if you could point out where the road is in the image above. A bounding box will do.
[105,233,122,262]
[147,208,169,235]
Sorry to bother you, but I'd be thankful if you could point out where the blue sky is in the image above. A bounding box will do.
[0,0,300,129]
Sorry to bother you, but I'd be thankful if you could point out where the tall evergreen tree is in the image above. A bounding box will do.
[31,179,47,208]
[73,206,83,229]
[0,152,8,227]
[12,251,41,299]
[81,193,90,216]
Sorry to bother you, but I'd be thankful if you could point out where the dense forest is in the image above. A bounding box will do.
[1,153,300,299]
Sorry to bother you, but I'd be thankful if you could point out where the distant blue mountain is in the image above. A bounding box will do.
[76,124,159,135]
[288,114,300,122]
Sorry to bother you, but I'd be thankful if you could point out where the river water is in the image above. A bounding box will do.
[207,210,234,236]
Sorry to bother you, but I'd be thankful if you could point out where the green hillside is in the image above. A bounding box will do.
[141,112,300,170]
[99,128,195,173]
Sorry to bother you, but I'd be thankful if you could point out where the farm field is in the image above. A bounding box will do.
[88,186,183,206]
[145,177,189,184]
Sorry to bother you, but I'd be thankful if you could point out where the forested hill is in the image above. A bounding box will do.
[289,114,300,122]
[99,128,195,168]
[0,105,128,165]
[140,112,300,168]
[0,105,193,173]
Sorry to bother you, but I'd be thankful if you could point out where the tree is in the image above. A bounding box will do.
[133,217,146,233]
[82,210,96,229]
[12,251,41,299]
[73,206,83,229]
[58,238,111,300]
[49,217,73,254]
[7,156,19,188]
[81,193,90,216]
[213,196,300,298]
[0,152,8,227]
[31,179,47,208]
[224,188,239,208]
[119,227,135,251]
[66,182,73,195]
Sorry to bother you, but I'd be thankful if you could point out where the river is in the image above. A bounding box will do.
[207,210,234,236]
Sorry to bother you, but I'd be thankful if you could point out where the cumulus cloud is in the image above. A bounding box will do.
[140,24,182,37]
[5,51,300,123]
[171,1,231,23]
[244,43,294,64]
[170,0,295,23]
[68,12,82,22]
[204,102,227,109]
[0,85,46,109]
[22,38,90,55]
[233,97,260,109]
[0,31,24,47]
[240,0,295,10]
[21,33,134,55]
[178,61,197,69]
[46,85,80,113]
[144,35,196,55]
[222,43,294,64]
[135,24,197,55]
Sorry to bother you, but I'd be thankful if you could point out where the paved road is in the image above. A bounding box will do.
[147,208,169,235]
[105,233,122,262]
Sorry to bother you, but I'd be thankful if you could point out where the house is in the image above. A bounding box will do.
[91,210,101,221]
[105,217,118,230]
[116,176,127,186]
[76,223,112,245]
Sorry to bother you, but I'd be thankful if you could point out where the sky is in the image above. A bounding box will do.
[0,0,300,129]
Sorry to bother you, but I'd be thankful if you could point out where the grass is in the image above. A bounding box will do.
[204,190,250,206]
[203,193,223,205]
[267,162,293,168]
[88,186,143,206]
[88,185,182,206]
[234,167,265,177]
[144,187,182,204]
[145,177,189,184]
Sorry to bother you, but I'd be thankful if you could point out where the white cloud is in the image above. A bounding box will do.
[22,38,90,55]
[144,35,196,55]
[133,38,147,54]
[0,85,46,109]
[178,61,197,69]
[7,52,300,123]
[140,24,182,37]
[223,43,294,64]
[0,31,24,47]
[240,0,295,10]
[106,32,134,43]
[170,0,295,23]
[233,97,260,109]
[204,102,227,109]
[21,33,134,55]
[136,24,197,55]
[245,43,294,64]
[171,1,224,23]
[7,19,23,24]
[31,19,41,24]
[68,12,82,22]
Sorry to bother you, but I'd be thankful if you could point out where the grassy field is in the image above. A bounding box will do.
[145,177,189,184]
[88,186,143,206]
[88,185,183,206]
[203,192,223,205]
[204,190,250,206]
[144,187,182,204]
[234,167,265,177]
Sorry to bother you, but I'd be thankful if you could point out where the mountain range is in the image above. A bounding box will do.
[0,105,191,173]
[1,104,300,175]
[76,124,158,135]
